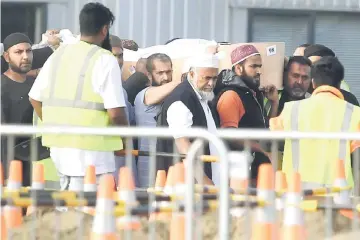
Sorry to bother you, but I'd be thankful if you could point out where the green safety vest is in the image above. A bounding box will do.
[33,113,60,189]
[278,90,359,187]
[264,80,350,116]
[41,42,123,151]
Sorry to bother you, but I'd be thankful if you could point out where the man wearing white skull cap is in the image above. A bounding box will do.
[156,54,220,185]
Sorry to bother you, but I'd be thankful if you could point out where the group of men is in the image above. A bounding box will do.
[1,2,360,192]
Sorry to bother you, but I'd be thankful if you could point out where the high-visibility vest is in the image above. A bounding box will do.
[41,42,123,151]
[264,91,310,116]
[280,97,360,188]
[32,112,60,189]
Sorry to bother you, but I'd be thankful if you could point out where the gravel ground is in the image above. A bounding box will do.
[7,207,359,240]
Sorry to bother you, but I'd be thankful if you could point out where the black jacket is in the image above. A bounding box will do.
[156,80,212,178]
[212,70,266,129]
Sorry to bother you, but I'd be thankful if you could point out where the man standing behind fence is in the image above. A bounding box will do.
[270,56,360,189]
[28,2,128,191]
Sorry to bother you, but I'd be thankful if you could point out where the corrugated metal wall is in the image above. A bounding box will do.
[48,0,230,48]
[249,10,360,99]
[315,14,360,99]
[251,13,310,56]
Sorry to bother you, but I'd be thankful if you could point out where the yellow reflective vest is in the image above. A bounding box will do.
[32,112,60,189]
[270,86,360,188]
[41,42,123,151]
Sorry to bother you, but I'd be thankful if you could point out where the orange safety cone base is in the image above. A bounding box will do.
[91,232,118,240]
[170,214,185,240]
[4,208,23,228]
[252,223,278,240]
[282,225,306,240]
[117,219,141,231]
[339,209,360,220]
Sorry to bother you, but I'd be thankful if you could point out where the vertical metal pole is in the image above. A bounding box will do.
[148,137,157,240]
[142,0,148,47]
[183,0,189,38]
[169,0,175,40]
[34,6,43,44]
[223,0,230,42]
[114,0,121,36]
[155,0,162,45]
[74,0,80,34]
[210,0,216,40]
[219,140,230,240]
[185,140,204,240]
[128,0,134,40]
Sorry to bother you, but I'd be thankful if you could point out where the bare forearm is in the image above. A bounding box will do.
[107,107,129,126]
[268,101,279,118]
[144,81,179,105]
[29,98,42,120]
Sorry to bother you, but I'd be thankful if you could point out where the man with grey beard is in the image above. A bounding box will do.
[156,54,219,185]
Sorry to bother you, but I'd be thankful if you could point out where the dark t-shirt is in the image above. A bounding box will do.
[1,74,35,144]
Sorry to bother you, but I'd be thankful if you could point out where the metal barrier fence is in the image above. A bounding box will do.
[1,125,360,239]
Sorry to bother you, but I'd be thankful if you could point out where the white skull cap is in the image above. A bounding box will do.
[188,54,219,70]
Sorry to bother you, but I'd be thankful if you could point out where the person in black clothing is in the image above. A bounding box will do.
[211,44,272,183]
[1,33,35,187]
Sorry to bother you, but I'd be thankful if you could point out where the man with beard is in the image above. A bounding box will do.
[28,2,128,191]
[265,56,312,118]
[157,54,219,185]
[134,53,181,187]
[212,44,272,183]
[1,33,34,187]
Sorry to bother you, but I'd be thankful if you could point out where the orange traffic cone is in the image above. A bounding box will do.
[1,211,7,240]
[4,160,23,229]
[282,172,306,240]
[252,163,277,240]
[83,165,97,216]
[26,163,45,216]
[154,170,167,192]
[275,171,287,210]
[91,174,117,240]
[163,166,175,195]
[169,214,185,240]
[149,170,167,221]
[116,167,140,230]
[158,167,175,220]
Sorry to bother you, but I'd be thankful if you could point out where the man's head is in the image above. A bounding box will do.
[283,56,312,99]
[293,43,311,56]
[110,34,123,69]
[135,58,148,76]
[79,3,114,49]
[2,33,33,74]
[146,53,173,86]
[304,44,335,64]
[231,44,262,89]
[311,56,344,89]
[187,54,219,101]
[122,39,139,51]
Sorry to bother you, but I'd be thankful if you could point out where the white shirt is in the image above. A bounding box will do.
[166,82,220,185]
[29,50,126,176]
